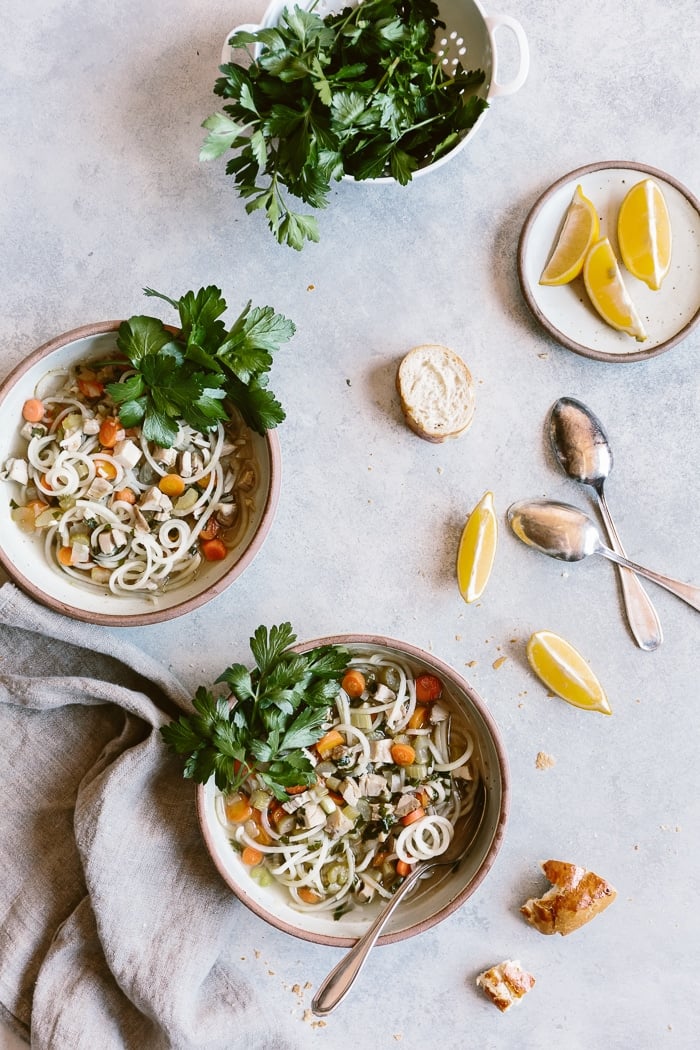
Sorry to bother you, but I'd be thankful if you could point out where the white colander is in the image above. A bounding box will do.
[221,0,529,179]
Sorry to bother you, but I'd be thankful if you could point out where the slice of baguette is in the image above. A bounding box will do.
[396,344,475,443]
[520,859,617,936]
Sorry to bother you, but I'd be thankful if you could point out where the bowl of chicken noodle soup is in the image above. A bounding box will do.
[0,322,281,625]
[197,635,509,946]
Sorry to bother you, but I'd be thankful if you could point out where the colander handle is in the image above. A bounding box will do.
[221,24,260,66]
[485,14,530,98]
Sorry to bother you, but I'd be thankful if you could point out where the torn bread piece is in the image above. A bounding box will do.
[476,960,535,1012]
[396,344,475,443]
[520,859,617,936]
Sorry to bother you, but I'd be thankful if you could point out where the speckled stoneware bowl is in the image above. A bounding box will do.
[0,323,281,626]
[197,635,509,947]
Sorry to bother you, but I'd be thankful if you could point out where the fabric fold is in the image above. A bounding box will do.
[0,583,299,1050]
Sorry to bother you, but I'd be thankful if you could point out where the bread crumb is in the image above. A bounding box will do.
[535,751,555,770]
[393,1035,403,1041]
[466,660,477,667]
[303,1009,327,1028]
[476,960,535,1011]
[455,634,462,641]
[492,656,507,670]
[254,949,261,958]
[437,466,444,474]
[307,284,315,291]
[538,352,549,359]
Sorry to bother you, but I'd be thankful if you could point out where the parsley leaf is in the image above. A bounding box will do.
[105,285,295,446]
[160,624,351,799]
[203,0,487,248]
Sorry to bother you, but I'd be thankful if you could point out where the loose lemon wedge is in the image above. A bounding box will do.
[456,490,497,603]
[539,185,600,286]
[582,237,647,341]
[526,630,612,715]
[617,178,672,290]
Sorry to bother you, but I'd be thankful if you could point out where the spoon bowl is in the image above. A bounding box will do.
[508,498,700,614]
[548,397,663,650]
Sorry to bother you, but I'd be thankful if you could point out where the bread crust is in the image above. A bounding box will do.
[476,959,536,1012]
[396,344,475,443]
[520,859,617,936]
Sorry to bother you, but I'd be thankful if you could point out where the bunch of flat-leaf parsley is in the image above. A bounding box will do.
[160,623,351,799]
[201,0,487,249]
[106,286,295,447]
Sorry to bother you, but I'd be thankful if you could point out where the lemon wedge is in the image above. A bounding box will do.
[617,178,672,290]
[526,630,612,715]
[456,490,497,603]
[539,185,600,286]
[582,237,647,341]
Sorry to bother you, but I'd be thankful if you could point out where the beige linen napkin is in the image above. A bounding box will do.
[0,582,299,1050]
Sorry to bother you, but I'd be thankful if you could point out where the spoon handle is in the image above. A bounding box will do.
[311,862,428,1016]
[601,547,700,614]
[595,489,663,650]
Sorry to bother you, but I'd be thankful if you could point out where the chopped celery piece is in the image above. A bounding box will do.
[404,763,428,780]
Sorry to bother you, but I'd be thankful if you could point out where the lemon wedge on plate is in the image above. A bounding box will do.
[539,185,600,286]
[526,630,612,715]
[582,237,647,341]
[456,490,497,603]
[617,178,672,290]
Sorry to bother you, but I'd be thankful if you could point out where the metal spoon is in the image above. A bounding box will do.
[549,397,663,651]
[507,499,700,613]
[312,802,484,1017]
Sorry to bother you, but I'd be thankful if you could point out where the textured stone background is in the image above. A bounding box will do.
[1,2,699,1047]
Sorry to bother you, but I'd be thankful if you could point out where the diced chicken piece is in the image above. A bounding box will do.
[70,540,91,565]
[112,439,142,469]
[152,446,177,467]
[394,794,422,819]
[358,773,389,798]
[132,507,150,533]
[325,808,354,839]
[82,417,101,435]
[430,702,449,723]
[355,878,375,904]
[282,790,312,814]
[86,476,113,500]
[339,778,361,808]
[301,747,319,768]
[373,684,395,701]
[60,430,83,452]
[302,802,325,828]
[97,528,127,554]
[139,486,173,513]
[20,421,47,439]
[452,763,472,781]
[6,458,29,484]
[369,739,394,765]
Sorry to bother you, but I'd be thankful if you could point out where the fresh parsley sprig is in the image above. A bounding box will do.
[106,286,295,447]
[201,0,487,249]
[160,623,350,800]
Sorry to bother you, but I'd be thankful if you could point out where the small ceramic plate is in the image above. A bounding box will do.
[518,161,700,362]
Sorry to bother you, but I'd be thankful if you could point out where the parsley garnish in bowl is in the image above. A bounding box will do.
[201,0,487,249]
[107,285,295,448]
[160,623,351,798]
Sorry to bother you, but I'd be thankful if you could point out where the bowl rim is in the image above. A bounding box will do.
[0,321,282,626]
[517,159,700,363]
[196,633,510,947]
